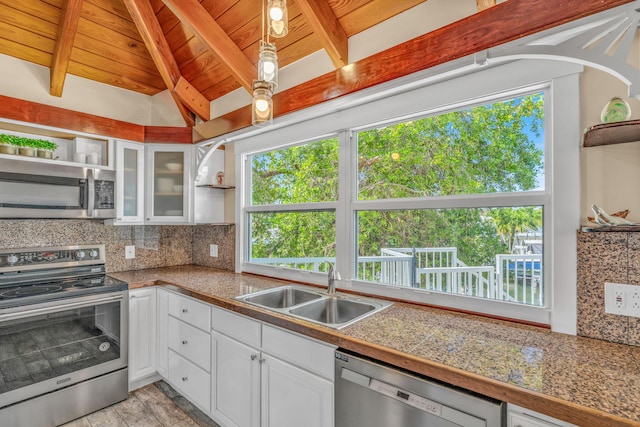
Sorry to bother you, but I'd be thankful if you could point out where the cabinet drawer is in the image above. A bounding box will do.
[168,292,211,331]
[212,306,261,347]
[262,325,336,380]
[168,350,210,412]
[168,316,211,371]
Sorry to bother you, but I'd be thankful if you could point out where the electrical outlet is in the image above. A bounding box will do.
[614,290,625,309]
[605,282,625,314]
[209,244,218,257]
[630,287,640,316]
[125,245,135,259]
[605,282,640,318]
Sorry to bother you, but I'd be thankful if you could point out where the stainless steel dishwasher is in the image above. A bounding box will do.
[335,350,504,427]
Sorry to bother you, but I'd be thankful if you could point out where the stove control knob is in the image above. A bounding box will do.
[7,254,18,265]
[75,250,86,260]
[89,249,99,258]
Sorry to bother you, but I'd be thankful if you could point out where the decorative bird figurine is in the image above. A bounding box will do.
[591,205,636,226]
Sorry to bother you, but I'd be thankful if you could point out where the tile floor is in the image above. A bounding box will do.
[61,381,221,427]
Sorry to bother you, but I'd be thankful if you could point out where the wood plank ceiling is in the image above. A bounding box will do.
[0,0,462,127]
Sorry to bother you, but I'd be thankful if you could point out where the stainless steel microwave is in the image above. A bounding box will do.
[0,158,115,219]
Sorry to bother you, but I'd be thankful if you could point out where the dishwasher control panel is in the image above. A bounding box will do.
[369,379,443,416]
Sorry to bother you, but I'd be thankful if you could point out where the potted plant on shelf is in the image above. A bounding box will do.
[17,137,38,157]
[0,134,21,155]
[34,139,58,159]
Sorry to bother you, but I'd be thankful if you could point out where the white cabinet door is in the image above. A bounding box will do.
[114,140,145,224]
[211,332,260,427]
[156,288,169,377]
[508,404,577,427]
[145,145,193,223]
[128,288,157,383]
[261,355,333,427]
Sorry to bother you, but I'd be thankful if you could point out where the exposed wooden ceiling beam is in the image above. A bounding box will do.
[50,0,83,97]
[476,0,496,12]
[296,0,348,68]
[161,0,255,93]
[175,76,210,121]
[196,0,634,139]
[122,0,196,126]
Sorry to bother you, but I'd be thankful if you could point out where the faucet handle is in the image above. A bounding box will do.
[328,263,341,280]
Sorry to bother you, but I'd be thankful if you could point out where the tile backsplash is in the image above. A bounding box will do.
[577,230,640,346]
[0,220,235,273]
[3,221,636,346]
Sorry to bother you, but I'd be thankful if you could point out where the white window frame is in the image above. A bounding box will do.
[234,60,581,333]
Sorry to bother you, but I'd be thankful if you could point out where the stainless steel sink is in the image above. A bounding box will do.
[236,284,392,329]
[240,285,323,308]
[289,297,376,325]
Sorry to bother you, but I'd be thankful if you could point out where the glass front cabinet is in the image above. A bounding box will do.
[115,141,145,223]
[114,141,192,224]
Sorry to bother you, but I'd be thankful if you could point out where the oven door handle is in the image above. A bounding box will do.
[87,168,95,218]
[0,294,124,322]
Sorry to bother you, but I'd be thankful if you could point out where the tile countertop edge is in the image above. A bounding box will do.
[119,268,639,427]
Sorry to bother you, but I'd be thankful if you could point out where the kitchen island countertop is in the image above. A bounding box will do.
[111,265,640,427]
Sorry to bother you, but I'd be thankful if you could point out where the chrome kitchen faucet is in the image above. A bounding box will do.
[328,263,341,295]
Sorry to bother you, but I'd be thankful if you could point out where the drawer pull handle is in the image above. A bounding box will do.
[182,377,188,382]
[251,354,258,361]
[182,308,188,313]
[259,357,266,364]
[182,340,188,345]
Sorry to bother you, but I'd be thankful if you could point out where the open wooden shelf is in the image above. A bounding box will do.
[583,119,640,147]
[196,184,235,190]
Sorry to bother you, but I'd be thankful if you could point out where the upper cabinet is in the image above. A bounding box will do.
[114,141,193,225]
[146,145,193,224]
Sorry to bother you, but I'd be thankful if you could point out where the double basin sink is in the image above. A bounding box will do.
[236,284,392,329]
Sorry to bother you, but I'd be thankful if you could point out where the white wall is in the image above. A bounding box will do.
[0,53,182,126]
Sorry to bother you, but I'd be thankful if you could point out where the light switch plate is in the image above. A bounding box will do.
[210,244,218,257]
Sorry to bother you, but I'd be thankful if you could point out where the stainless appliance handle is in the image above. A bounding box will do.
[0,294,123,322]
[87,168,95,217]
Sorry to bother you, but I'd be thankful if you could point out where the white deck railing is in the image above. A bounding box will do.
[496,254,543,306]
[251,248,543,306]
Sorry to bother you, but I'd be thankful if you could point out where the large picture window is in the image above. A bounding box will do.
[237,60,580,329]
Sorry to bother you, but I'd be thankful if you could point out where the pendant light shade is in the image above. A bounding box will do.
[258,42,278,87]
[252,80,275,127]
[267,0,288,38]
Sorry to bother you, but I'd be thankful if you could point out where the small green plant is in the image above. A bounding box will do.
[0,134,23,146]
[30,139,58,151]
[0,134,57,151]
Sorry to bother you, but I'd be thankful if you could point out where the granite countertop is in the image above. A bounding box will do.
[111,265,640,427]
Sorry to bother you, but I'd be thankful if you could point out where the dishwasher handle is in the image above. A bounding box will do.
[340,367,371,387]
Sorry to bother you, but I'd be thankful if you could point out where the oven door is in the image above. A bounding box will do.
[0,291,128,408]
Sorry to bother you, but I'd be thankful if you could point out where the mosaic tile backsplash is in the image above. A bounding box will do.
[0,220,235,273]
[577,230,640,346]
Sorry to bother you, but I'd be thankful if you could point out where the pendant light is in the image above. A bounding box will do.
[267,0,288,38]
[252,80,274,127]
[258,42,278,86]
[252,0,286,127]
